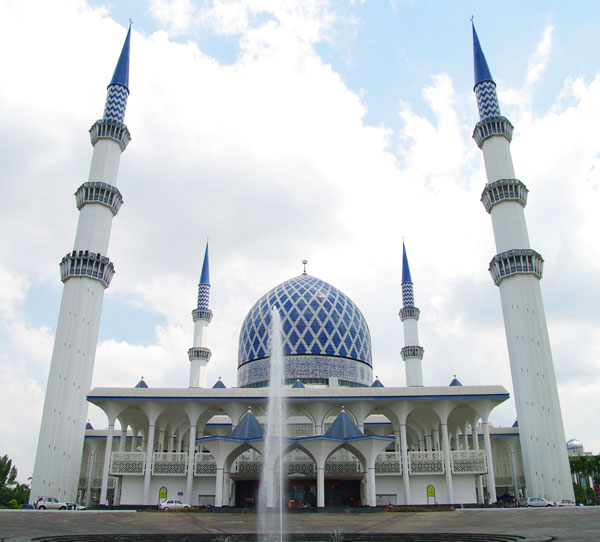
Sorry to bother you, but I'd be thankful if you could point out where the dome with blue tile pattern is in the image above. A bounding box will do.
[237,274,373,388]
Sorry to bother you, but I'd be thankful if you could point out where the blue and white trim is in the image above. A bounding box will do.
[103,84,129,123]
[475,80,501,121]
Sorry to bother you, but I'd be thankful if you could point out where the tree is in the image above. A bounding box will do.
[0,455,29,506]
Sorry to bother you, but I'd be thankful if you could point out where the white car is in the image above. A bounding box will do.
[555,499,576,507]
[34,497,68,510]
[158,499,191,510]
[524,497,554,507]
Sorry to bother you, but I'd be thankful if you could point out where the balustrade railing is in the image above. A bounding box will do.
[195,453,217,475]
[110,452,145,475]
[408,451,444,475]
[450,450,487,474]
[152,452,188,476]
[375,452,402,474]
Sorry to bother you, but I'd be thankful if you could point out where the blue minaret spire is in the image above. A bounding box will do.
[401,242,414,308]
[399,241,424,387]
[472,23,501,121]
[103,24,131,124]
[197,242,211,310]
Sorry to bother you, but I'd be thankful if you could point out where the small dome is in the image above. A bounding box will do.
[135,378,148,388]
[291,379,305,389]
[512,419,519,428]
[237,274,372,387]
[567,438,584,452]
[212,378,226,389]
[85,422,94,430]
[449,376,462,386]
[371,378,384,388]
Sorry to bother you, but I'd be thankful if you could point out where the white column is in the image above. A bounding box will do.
[317,466,325,507]
[223,469,231,506]
[510,449,520,498]
[157,428,165,452]
[441,422,454,504]
[482,419,497,504]
[433,428,440,451]
[84,449,96,508]
[367,463,376,506]
[186,423,196,505]
[400,424,410,505]
[471,426,484,505]
[143,423,156,505]
[99,419,115,506]
[113,427,127,506]
[215,467,224,508]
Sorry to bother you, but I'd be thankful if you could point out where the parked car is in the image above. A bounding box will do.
[555,499,576,507]
[158,499,191,510]
[520,497,554,507]
[34,497,68,510]
[66,502,87,510]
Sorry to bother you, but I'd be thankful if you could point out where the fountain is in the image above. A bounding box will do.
[259,308,288,542]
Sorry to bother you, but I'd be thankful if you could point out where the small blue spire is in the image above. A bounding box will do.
[103,24,131,124]
[402,242,412,284]
[200,242,210,285]
[197,242,211,310]
[472,23,493,87]
[110,23,131,91]
[401,242,415,308]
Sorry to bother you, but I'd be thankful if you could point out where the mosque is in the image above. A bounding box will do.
[30,23,574,508]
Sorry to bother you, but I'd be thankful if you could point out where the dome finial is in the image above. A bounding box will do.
[302,259,308,275]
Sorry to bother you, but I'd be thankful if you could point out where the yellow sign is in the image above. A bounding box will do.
[159,487,167,500]
[426,485,435,497]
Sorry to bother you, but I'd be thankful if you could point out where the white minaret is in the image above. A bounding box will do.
[471,24,573,501]
[30,25,132,503]
[188,242,212,387]
[399,242,424,386]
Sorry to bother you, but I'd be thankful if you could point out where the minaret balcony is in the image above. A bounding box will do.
[192,308,213,323]
[481,179,528,213]
[59,250,115,288]
[75,182,124,216]
[401,346,424,361]
[472,116,514,148]
[399,307,420,321]
[188,346,212,362]
[489,249,544,286]
[89,119,131,151]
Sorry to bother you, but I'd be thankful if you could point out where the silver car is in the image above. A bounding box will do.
[524,497,554,507]
[158,499,191,510]
[35,497,68,510]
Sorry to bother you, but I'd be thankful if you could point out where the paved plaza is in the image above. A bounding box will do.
[1,508,598,542]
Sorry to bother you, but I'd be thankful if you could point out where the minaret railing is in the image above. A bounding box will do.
[399,307,420,321]
[481,179,528,212]
[75,181,124,216]
[401,346,424,361]
[59,251,115,288]
[188,346,212,361]
[89,119,131,151]
[488,249,544,286]
[472,116,514,148]
[192,308,213,322]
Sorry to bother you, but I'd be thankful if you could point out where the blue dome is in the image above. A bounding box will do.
[237,274,372,387]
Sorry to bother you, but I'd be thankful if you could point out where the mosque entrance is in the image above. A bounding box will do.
[233,478,362,508]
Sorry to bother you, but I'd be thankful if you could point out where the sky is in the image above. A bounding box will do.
[1,0,600,483]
